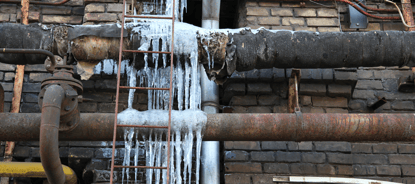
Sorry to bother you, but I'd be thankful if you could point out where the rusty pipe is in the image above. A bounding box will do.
[40,85,66,184]
[401,0,415,31]
[0,113,414,142]
[0,0,70,5]
[0,162,77,184]
[0,48,56,72]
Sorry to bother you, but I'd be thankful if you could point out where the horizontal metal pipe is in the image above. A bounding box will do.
[0,48,56,70]
[0,0,70,5]
[0,162,77,184]
[0,113,414,142]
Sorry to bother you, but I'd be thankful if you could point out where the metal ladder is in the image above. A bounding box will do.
[109,0,176,182]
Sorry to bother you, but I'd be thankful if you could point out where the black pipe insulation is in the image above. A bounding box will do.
[1,23,415,81]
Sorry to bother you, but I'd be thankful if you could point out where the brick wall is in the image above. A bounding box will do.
[222,67,415,184]
[0,62,149,183]
[238,0,410,32]
[2,0,415,183]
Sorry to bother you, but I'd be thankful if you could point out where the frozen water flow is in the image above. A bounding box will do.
[116,0,213,183]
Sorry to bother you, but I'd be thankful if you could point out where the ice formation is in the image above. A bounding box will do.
[115,0,208,183]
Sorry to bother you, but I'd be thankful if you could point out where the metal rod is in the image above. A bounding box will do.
[0,49,56,72]
[1,113,415,142]
[0,0,70,5]
[167,0,177,181]
[124,15,173,19]
[123,50,171,54]
[117,124,169,128]
[114,165,167,169]
[119,86,170,90]
[109,0,126,181]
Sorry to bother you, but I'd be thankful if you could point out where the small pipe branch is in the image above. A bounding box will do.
[0,48,56,72]
[40,85,66,184]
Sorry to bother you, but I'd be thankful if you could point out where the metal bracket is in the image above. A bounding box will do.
[273,176,402,183]
[289,69,301,113]
[349,0,368,29]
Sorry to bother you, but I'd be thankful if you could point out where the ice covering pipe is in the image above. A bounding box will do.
[0,162,77,184]
[0,113,415,142]
[40,85,66,184]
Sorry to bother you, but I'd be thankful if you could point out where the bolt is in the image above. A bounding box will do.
[67,121,74,126]
[356,23,360,26]
[65,106,71,111]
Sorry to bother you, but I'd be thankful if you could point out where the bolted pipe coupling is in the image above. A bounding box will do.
[38,65,83,132]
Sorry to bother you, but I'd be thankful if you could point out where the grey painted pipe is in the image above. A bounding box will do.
[40,85,66,184]
[200,0,221,184]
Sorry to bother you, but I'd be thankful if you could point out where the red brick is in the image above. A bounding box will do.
[294,8,316,17]
[42,15,83,24]
[84,13,118,22]
[312,97,347,108]
[225,162,262,173]
[317,165,335,175]
[246,7,269,16]
[337,165,353,175]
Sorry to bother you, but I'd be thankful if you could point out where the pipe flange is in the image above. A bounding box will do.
[59,108,80,132]
[41,77,83,95]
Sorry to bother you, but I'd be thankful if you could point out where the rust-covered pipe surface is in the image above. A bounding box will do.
[401,0,415,31]
[40,85,66,184]
[0,113,414,142]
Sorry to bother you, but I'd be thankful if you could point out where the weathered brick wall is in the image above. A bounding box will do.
[0,62,149,183]
[222,67,415,184]
[238,0,410,32]
[0,0,125,24]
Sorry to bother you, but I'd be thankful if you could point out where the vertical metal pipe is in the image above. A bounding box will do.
[200,1,221,181]
[40,85,66,184]
[201,0,220,28]
[401,0,415,31]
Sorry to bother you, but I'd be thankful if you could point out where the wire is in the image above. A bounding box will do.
[385,0,415,27]
[309,0,336,7]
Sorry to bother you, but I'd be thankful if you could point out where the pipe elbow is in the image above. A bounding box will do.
[40,84,66,184]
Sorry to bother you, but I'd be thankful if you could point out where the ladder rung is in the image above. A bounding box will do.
[114,165,167,169]
[123,50,171,54]
[117,124,169,128]
[124,15,173,19]
[119,86,170,90]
